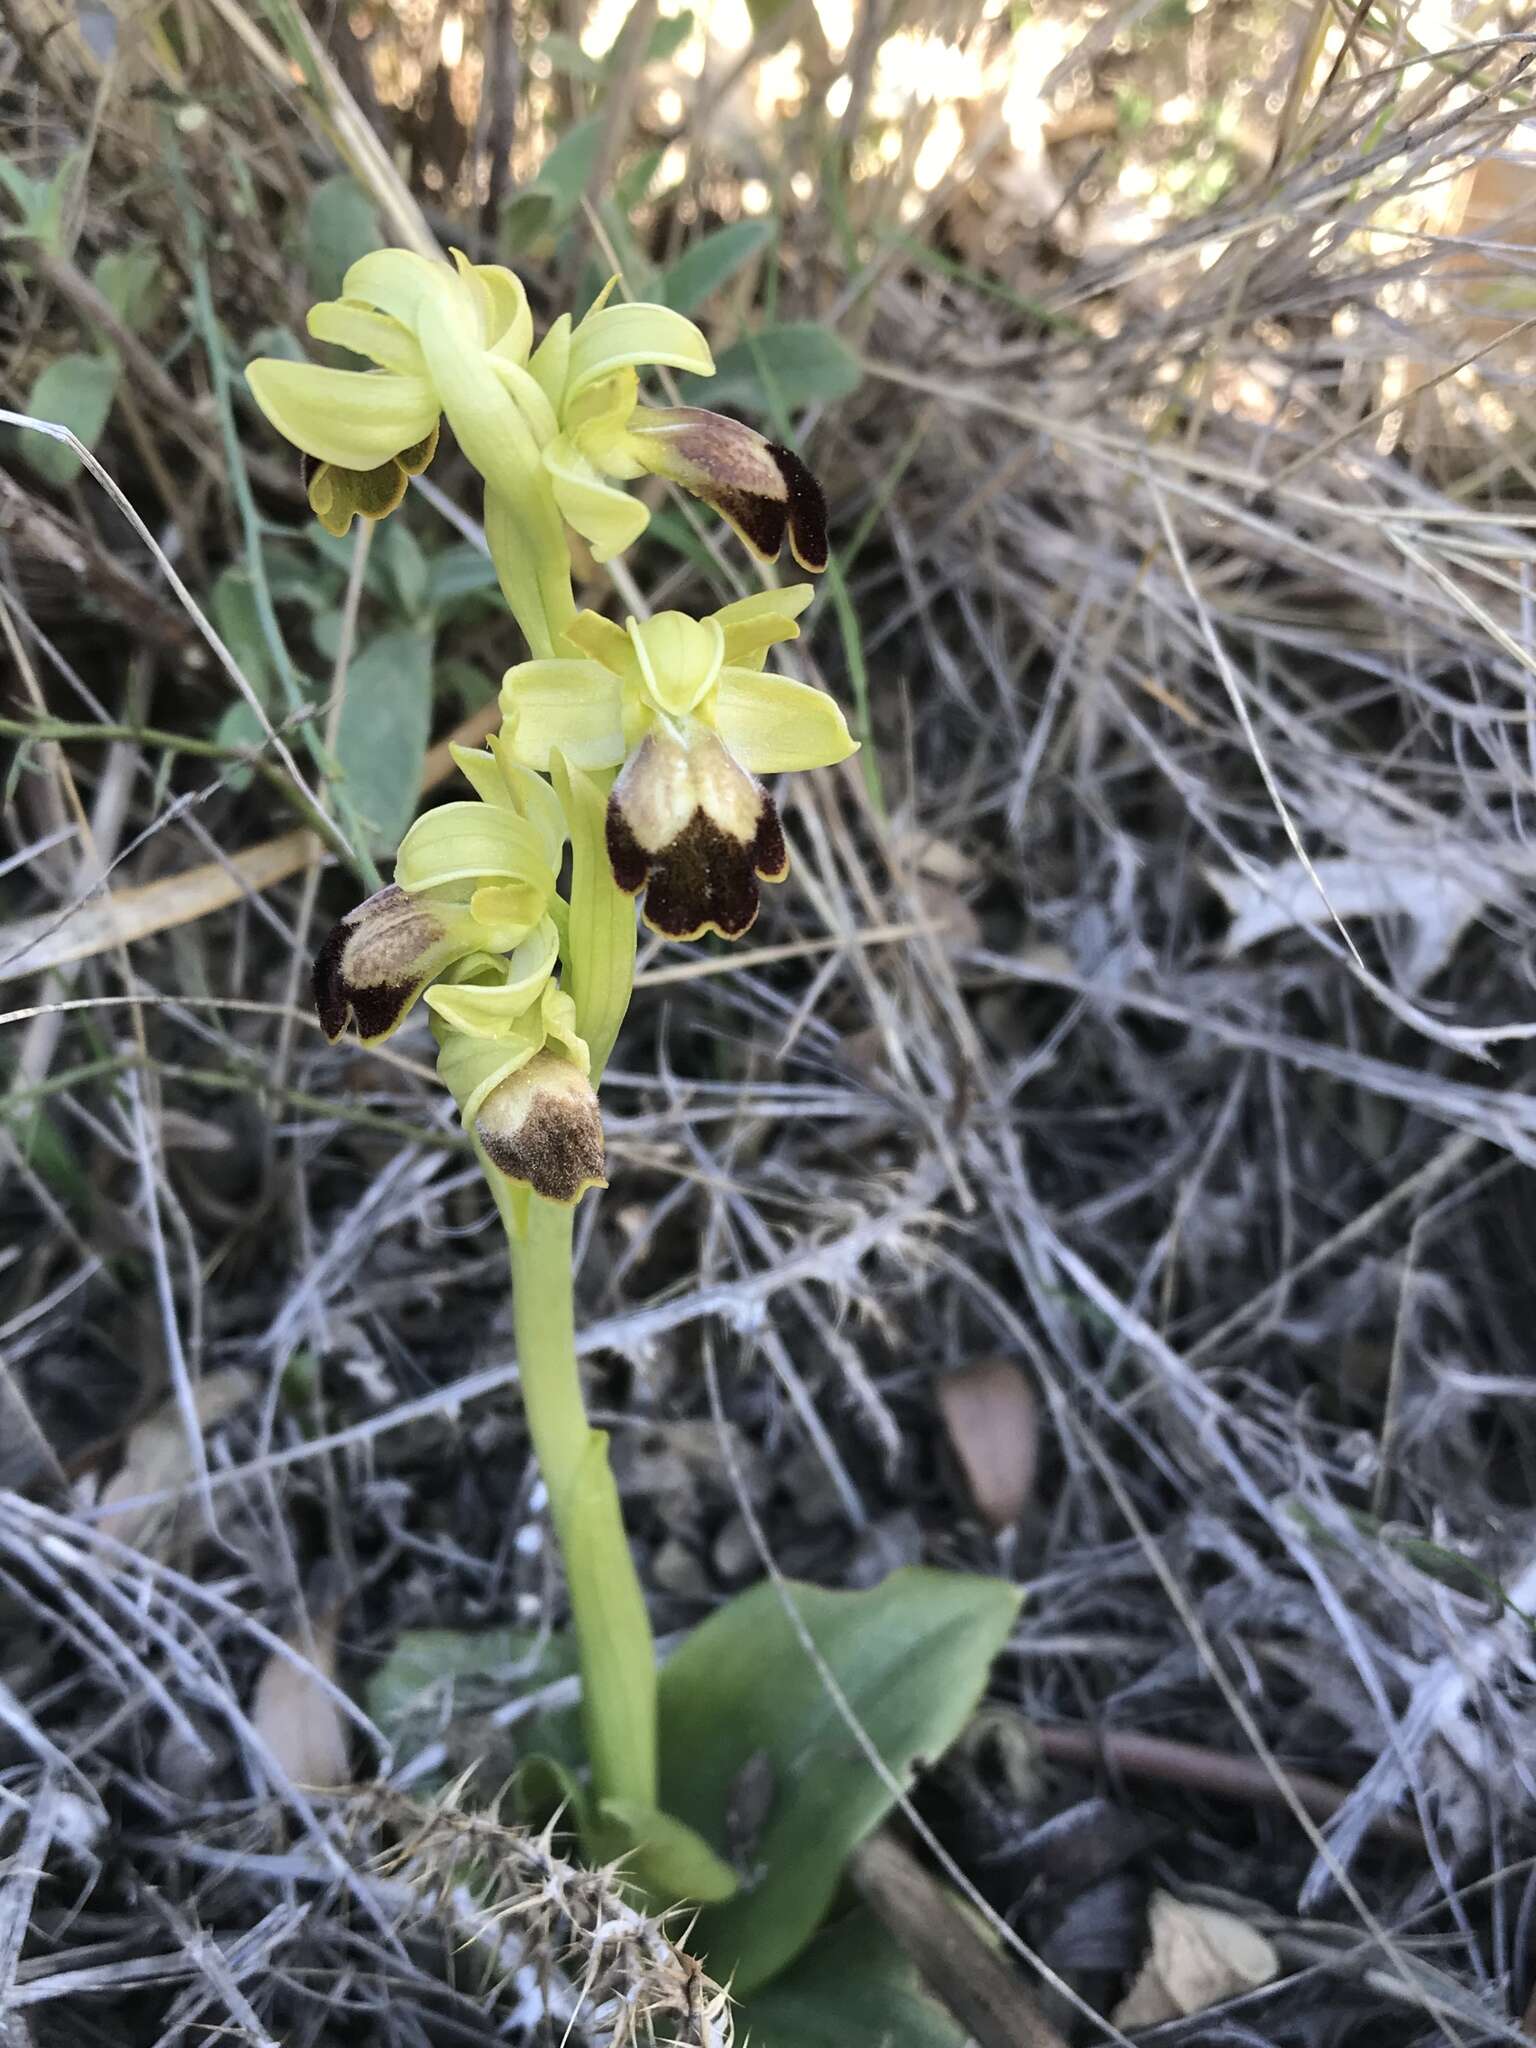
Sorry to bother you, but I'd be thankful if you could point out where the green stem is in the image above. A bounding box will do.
[506,1196,658,1813]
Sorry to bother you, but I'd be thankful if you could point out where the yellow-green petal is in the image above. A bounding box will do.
[543,435,650,563]
[475,262,534,363]
[529,313,572,412]
[538,983,590,1074]
[712,666,857,774]
[565,303,714,404]
[566,367,642,454]
[629,612,723,719]
[246,359,439,469]
[488,354,559,444]
[416,301,547,508]
[425,920,559,1036]
[306,300,426,376]
[563,610,637,679]
[715,584,816,667]
[395,801,554,895]
[499,659,625,772]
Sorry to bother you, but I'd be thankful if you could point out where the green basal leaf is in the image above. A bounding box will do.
[741,1909,968,2048]
[334,628,434,854]
[0,149,81,251]
[656,1567,1021,1993]
[246,324,306,366]
[213,700,266,793]
[514,1751,593,1840]
[367,1624,580,1778]
[657,219,774,314]
[680,321,862,416]
[379,517,429,618]
[597,1798,740,1905]
[305,173,383,304]
[211,567,273,706]
[550,752,635,1082]
[537,31,603,79]
[93,245,164,334]
[20,351,119,486]
[499,115,605,254]
[643,10,694,64]
[426,544,501,613]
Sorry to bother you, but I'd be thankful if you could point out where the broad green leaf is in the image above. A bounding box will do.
[93,245,163,333]
[435,656,497,714]
[550,754,634,1081]
[20,352,119,485]
[246,324,306,366]
[210,567,273,793]
[306,174,382,304]
[368,1625,578,1763]
[334,628,433,853]
[310,609,344,663]
[500,115,605,252]
[597,1798,739,1904]
[658,220,773,313]
[681,321,862,416]
[743,1910,967,2048]
[538,31,603,79]
[613,150,663,217]
[656,1567,1020,1992]
[379,518,428,617]
[0,160,51,237]
[642,10,694,64]
[426,545,500,612]
[213,700,266,794]
[525,112,606,210]
[0,149,80,250]
[211,568,272,705]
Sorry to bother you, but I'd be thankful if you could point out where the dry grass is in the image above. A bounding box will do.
[5,0,1536,2040]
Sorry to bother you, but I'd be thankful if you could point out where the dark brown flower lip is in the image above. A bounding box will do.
[607,791,787,942]
[765,442,828,574]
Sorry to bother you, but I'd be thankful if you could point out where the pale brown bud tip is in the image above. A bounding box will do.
[475,1051,608,1204]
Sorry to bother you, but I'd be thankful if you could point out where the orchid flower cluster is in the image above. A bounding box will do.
[248,249,854,1218]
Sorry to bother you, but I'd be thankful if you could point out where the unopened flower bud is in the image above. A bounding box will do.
[475,1051,607,1205]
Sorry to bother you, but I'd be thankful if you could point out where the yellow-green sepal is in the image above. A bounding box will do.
[245,358,439,469]
[712,666,858,774]
[395,801,554,899]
